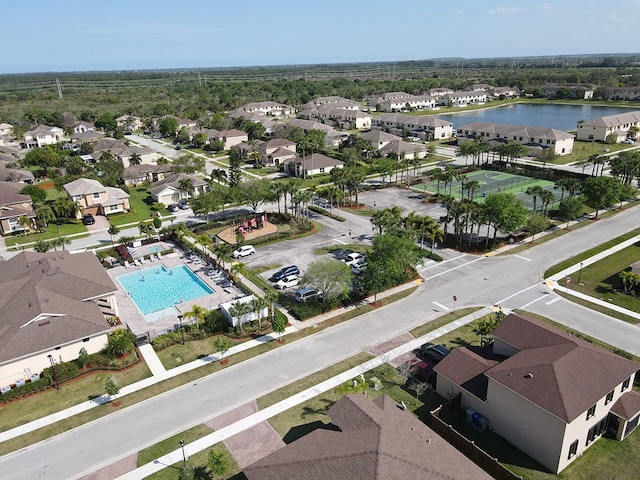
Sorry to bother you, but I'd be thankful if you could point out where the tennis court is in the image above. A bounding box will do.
[416,169,558,210]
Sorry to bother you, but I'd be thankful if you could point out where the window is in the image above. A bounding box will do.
[606,390,614,405]
[586,404,596,420]
[568,440,578,459]
[622,377,631,392]
[93,192,101,200]
[586,418,607,445]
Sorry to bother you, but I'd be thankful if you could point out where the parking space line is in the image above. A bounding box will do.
[545,297,561,305]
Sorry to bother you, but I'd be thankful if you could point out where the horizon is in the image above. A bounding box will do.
[2,0,640,75]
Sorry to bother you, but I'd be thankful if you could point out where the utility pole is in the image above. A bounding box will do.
[55,79,63,99]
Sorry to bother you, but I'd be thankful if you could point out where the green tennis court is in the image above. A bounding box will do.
[416,169,558,210]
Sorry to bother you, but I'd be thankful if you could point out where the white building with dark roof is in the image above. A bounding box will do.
[372,113,454,140]
[457,121,574,155]
[576,110,640,143]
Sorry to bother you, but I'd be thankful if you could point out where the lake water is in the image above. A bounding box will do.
[438,103,637,132]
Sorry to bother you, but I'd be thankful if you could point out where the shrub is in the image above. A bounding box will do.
[151,202,165,211]
[152,216,162,229]
[0,377,51,403]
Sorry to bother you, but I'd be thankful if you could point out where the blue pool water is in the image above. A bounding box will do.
[117,265,214,317]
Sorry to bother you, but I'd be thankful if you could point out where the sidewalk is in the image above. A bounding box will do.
[115,306,491,479]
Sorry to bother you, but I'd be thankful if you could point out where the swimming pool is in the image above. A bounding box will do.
[117,265,214,320]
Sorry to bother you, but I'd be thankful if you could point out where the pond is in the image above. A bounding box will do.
[438,103,637,132]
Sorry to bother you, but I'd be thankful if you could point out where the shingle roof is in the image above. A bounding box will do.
[0,251,116,364]
[579,110,640,128]
[437,313,639,423]
[63,178,105,196]
[294,153,344,169]
[457,122,574,140]
[610,391,640,421]
[244,394,493,480]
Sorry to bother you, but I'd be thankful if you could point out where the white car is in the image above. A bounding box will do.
[342,252,365,267]
[231,245,256,258]
[274,275,300,290]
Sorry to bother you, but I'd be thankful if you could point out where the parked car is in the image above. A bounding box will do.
[231,245,256,258]
[81,214,95,225]
[178,199,189,210]
[342,252,365,266]
[351,260,367,275]
[294,287,322,303]
[401,358,435,382]
[419,343,451,361]
[167,203,180,212]
[274,275,300,290]
[270,265,300,282]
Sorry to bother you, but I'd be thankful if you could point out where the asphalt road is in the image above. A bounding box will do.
[1,195,639,479]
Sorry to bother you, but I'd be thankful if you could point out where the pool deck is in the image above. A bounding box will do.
[106,248,245,339]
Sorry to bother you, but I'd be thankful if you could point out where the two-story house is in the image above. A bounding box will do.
[0,181,36,235]
[434,313,640,473]
[576,111,640,143]
[257,138,297,167]
[22,125,65,149]
[63,178,130,218]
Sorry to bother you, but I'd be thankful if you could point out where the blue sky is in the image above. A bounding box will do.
[2,0,639,74]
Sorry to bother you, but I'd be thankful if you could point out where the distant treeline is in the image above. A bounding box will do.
[1,54,639,128]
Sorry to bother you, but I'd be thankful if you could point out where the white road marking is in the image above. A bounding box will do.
[520,295,546,309]
[496,284,538,305]
[545,297,561,305]
[423,256,485,279]
[514,255,532,262]
[432,301,450,311]
[419,254,467,271]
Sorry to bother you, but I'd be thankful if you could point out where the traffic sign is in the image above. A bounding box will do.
[453,295,457,301]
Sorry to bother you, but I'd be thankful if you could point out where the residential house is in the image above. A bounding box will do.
[92,138,158,167]
[438,90,487,106]
[123,164,172,186]
[379,139,428,161]
[433,313,640,473]
[0,251,118,391]
[240,101,295,116]
[456,121,574,155]
[228,110,277,136]
[542,83,594,100]
[372,113,454,140]
[115,114,143,132]
[300,106,372,130]
[0,123,13,137]
[70,130,104,144]
[302,96,361,110]
[257,138,297,167]
[0,165,34,184]
[213,129,249,150]
[149,173,208,206]
[291,153,344,178]
[284,118,346,148]
[219,295,268,328]
[375,94,436,112]
[576,111,640,143]
[244,394,493,480]
[490,86,522,99]
[597,86,640,102]
[22,125,65,149]
[71,121,95,134]
[0,181,36,235]
[359,130,402,150]
[63,178,130,218]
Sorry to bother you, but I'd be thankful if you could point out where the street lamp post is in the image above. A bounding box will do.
[47,355,59,390]
[179,439,186,463]
[178,315,184,345]
[578,262,584,285]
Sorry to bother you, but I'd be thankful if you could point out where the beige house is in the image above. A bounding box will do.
[0,251,118,391]
[0,123,13,137]
[123,164,172,186]
[372,113,454,140]
[302,96,361,110]
[376,94,436,112]
[22,125,65,149]
[291,153,344,178]
[576,110,640,143]
[301,106,372,129]
[240,101,295,116]
[257,138,297,166]
[434,313,640,474]
[115,114,142,132]
[245,394,493,480]
[457,121,574,155]
[149,173,208,206]
[63,178,130,218]
[213,129,248,150]
[71,121,95,134]
[438,90,487,106]
[0,181,36,235]
[92,138,158,167]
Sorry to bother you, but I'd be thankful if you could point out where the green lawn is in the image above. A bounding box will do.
[4,220,88,248]
[108,187,161,226]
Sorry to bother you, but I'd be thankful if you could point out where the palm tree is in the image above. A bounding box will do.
[35,205,55,230]
[178,178,194,200]
[210,168,227,186]
[129,153,142,166]
[107,224,121,246]
[539,189,556,216]
[230,262,248,283]
[196,233,213,257]
[228,300,254,334]
[270,182,287,214]
[428,222,444,254]
[409,213,435,249]
[18,215,32,233]
[138,221,156,239]
[183,304,208,331]
[525,185,545,212]
[52,197,75,219]
[619,270,640,293]
[263,290,279,322]
[250,296,268,331]
[214,242,234,270]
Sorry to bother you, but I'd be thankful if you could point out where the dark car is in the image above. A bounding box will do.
[167,204,180,212]
[178,199,189,210]
[419,343,451,361]
[270,265,300,282]
[81,214,95,225]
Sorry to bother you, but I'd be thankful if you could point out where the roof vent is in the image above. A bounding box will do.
[524,373,534,379]
[28,301,33,307]
[38,320,50,326]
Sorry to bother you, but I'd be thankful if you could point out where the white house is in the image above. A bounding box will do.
[372,113,454,140]
[576,110,640,143]
[291,153,344,178]
[301,106,372,129]
[149,173,208,206]
[434,313,640,474]
[22,125,65,149]
[456,122,574,156]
